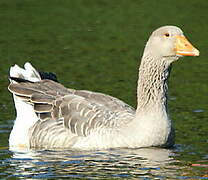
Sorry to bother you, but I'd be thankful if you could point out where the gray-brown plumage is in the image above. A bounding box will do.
[9,79,134,148]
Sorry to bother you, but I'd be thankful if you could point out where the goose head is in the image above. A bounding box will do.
[143,26,199,62]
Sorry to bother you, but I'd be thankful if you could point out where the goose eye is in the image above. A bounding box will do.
[164,33,170,37]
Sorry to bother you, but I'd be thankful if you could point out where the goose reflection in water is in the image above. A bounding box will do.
[8,148,186,179]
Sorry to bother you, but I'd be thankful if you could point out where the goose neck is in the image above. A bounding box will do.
[136,55,172,114]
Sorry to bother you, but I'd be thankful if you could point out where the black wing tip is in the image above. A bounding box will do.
[9,76,34,83]
[39,71,58,82]
[9,72,58,83]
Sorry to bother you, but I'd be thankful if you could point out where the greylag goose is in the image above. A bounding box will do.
[8,26,199,150]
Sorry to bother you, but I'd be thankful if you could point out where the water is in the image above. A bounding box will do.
[1,0,208,179]
[0,146,207,179]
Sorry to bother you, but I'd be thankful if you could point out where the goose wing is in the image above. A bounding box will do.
[8,80,135,137]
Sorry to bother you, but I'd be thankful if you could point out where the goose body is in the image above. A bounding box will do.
[8,26,199,150]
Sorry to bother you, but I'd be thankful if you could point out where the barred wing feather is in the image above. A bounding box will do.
[8,79,135,141]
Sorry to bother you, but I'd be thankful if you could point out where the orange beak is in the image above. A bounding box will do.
[175,35,200,56]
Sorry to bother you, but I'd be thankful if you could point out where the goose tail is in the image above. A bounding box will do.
[9,62,41,83]
[8,62,42,149]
